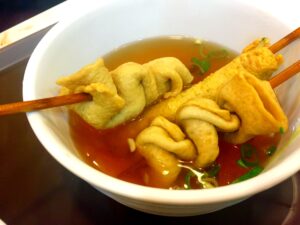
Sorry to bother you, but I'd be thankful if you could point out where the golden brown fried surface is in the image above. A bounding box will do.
[58,40,288,188]
[57,57,193,128]
[134,43,287,186]
[218,73,288,144]
[143,47,282,124]
[57,59,125,129]
[177,98,240,167]
[135,116,196,187]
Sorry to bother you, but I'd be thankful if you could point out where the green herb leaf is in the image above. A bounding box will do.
[191,57,211,74]
[279,127,285,134]
[237,159,248,168]
[180,165,218,189]
[199,60,210,73]
[240,143,259,167]
[206,164,221,177]
[184,171,195,190]
[207,49,228,59]
[266,145,277,156]
[191,57,201,66]
[242,144,254,158]
[231,166,263,184]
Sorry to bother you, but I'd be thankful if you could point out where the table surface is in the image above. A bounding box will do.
[0,59,300,225]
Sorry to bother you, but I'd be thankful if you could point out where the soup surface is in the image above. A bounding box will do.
[69,36,280,189]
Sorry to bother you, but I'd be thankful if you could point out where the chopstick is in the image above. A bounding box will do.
[0,27,300,116]
[0,93,91,116]
[269,60,300,88]
[2,63,298,116]
[269,27,300,53]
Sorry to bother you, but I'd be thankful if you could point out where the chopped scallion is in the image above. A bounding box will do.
[207,49,228,59]
[206,164,221,177]
[237,159,248,168]
[231,166,263,184]
[266,145,277,156]
[191,57,211,74]
[279,127,285,134]
[191,45,229,76]
[180,165,218,189]
[198,60,210,73]
[184,171,195,190]
[240,143,259,167]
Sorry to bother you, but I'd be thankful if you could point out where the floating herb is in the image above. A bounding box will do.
[180,165,217,189]
[240,143,259,167]
[259,37,269,47]
[207,49,228,59]
[279,127,285,134]
[191,45,229,75]
[231,166,263,184]
[237,159,248,168]
[206,164,221,177]
[184,171,196,190]
[266,145,277,156]
[191,57,210,74]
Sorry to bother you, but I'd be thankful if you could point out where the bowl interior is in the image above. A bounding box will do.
[23,0,300,208]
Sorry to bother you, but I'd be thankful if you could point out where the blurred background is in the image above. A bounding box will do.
[0,0,64,32]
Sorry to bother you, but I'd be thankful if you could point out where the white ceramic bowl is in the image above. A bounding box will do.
[23,0,300,216]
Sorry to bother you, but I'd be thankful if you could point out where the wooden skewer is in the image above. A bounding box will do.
[1,28,300,116]
[269,27,300,53]
[0,93,91,116]
[1,61,299,116]
[269,60,300,88]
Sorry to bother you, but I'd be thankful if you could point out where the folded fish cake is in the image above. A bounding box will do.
[218,73,288,144]
[57,57,194,129]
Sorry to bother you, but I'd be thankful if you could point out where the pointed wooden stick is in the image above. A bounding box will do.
[1,28,300,116]
[0,93,91,116]
[269,60,300,88]
[269,27,300,53]
[1,60,299,116]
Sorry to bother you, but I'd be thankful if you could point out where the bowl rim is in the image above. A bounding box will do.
[23,0,300,205]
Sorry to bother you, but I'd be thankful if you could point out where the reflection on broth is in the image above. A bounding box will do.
[58,36,287,189]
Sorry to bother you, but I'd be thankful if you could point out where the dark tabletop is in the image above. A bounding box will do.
[0,0,64,32]
[0,59,299,225]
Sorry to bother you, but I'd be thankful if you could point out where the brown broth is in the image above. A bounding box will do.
[69,36,280,189]
[103,36,235,83]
